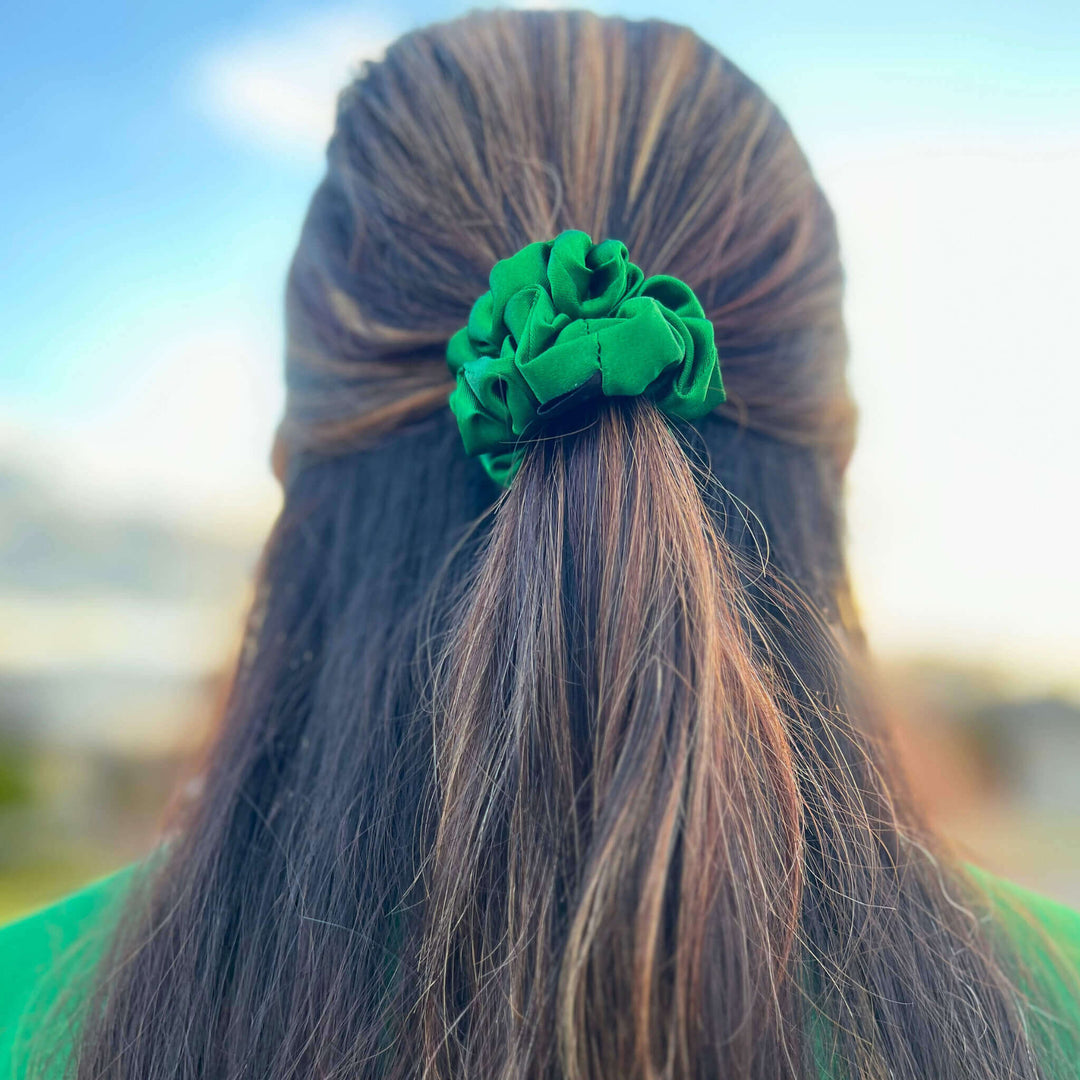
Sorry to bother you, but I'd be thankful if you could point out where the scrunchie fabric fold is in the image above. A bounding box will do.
[447,229,725,486]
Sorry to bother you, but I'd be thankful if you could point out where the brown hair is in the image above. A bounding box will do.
[61,10,1070,1080]
[274,9,855,479]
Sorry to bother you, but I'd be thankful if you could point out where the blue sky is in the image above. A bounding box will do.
[1,0,1079,683]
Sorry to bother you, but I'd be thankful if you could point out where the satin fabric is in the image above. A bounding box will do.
[447,230,725,486]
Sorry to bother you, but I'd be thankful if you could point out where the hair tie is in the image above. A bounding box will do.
[446,229,725,487]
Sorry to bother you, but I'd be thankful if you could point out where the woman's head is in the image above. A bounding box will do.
[59,11,1068,1080]
[276,9,855,487]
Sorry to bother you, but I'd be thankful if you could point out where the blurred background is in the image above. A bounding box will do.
[1,0,1077,921]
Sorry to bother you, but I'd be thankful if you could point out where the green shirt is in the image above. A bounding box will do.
[1,864,1079,1077]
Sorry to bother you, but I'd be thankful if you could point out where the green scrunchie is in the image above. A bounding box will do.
[446,229,725,487]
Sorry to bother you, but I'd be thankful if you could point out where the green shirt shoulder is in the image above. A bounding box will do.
[968,865,1080,1076]
[0,863,1078,1076]
[0,865,135,1078]
[969,864,1080,970]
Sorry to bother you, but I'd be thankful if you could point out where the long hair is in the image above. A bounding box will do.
[55,10,1071,1079]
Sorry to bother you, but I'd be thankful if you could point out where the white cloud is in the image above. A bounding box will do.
[191,8,400,159]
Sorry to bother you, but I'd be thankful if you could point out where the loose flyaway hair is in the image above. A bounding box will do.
[45,10,1077,1080]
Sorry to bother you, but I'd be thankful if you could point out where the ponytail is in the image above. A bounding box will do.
[65,14,1066,1076]
[423,399,804,1079]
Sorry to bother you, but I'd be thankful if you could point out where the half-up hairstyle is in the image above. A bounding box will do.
[55,10,1076,1080]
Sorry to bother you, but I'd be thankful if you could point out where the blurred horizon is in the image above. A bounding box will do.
[1,0,1078,917]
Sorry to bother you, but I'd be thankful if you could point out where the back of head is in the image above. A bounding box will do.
[277,9,855,479]
[62,10,1069,1080]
